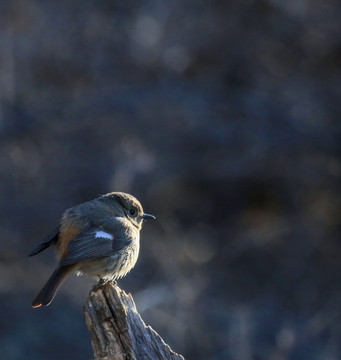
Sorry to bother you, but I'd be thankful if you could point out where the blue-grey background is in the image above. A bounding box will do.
[0,1,340,359]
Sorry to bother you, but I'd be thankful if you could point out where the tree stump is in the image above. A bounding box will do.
[84,282,185,360]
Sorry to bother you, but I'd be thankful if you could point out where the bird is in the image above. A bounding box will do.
[29,192,155,308]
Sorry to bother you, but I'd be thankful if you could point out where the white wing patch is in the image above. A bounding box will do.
[95,230,113,240]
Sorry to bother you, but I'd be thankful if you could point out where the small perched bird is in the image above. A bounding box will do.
[29,192,155,308]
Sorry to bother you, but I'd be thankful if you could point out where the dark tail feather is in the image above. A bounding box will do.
[32,265,73,308]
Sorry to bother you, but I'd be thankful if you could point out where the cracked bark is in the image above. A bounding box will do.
[84,282,185,360]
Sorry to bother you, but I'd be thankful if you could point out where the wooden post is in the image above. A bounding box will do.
[84,282,185,360]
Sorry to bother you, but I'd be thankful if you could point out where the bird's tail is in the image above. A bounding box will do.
[32,265,74,308]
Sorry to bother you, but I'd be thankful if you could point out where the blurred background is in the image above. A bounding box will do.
[0,0,340,359]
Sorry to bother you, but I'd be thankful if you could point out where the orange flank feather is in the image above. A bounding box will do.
[57,221,83,258]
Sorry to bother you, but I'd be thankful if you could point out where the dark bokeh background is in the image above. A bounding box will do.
[0,1,340,359]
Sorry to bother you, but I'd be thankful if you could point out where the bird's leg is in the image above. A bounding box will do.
[99,278,106,285]
[91,277,118,292]
[91,277,107,291]
[98,277,117,285]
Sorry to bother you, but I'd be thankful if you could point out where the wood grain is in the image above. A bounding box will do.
[84,282,185,360]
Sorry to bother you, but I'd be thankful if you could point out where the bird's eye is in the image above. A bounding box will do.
[129,209,137,217]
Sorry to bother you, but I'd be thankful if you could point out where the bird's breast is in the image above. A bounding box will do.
[108,232,140,279]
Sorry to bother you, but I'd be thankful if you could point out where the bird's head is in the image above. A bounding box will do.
[102,192,155,229]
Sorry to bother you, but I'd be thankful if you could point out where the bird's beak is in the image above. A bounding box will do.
[142,213,156,220]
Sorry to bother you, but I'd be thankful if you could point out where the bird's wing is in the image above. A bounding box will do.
[29,227,60,256]
[60,218,132,265]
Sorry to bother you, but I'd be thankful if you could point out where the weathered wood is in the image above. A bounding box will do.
[84,282,185,360]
